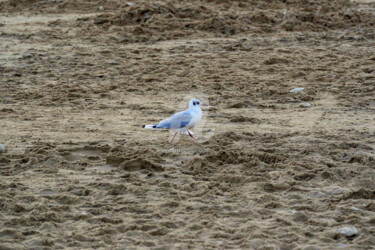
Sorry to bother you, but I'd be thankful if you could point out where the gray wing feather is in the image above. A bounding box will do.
[157,110,192,129]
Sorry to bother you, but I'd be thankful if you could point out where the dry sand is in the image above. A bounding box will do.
[1,0,375,249]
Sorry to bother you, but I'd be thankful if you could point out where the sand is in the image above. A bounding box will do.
[1,0,375,249]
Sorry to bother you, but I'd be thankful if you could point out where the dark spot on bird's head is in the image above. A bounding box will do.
[190,99,202,108]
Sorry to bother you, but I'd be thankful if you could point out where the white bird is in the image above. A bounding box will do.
[143,99,206,143]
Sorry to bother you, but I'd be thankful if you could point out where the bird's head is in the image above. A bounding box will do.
[189,99,206,109]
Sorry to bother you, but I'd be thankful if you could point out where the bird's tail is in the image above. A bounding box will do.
[142,125,157,129]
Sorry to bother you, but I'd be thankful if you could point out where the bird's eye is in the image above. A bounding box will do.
[197,102,200,105]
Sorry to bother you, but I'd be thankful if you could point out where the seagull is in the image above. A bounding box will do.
[143,99,206,143]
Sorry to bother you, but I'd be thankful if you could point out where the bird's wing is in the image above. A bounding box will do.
[156,110,193,129]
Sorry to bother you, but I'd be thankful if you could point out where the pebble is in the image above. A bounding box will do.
[336,244,349,248]
[290,87,304,93]
[117,36,126,43]
[336,227,358,237]
[300,102,311,108]
[98,5,104,11]
[0,144,5,153]
[351,206,359,211]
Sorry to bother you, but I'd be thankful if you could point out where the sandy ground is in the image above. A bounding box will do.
[1,0,375,249]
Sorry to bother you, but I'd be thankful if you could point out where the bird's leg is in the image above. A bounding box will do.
[170,132,178,144]
[188,129,196,142]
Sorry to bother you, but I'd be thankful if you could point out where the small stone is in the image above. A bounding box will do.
[336,227,358,237]
[299,102,311,108]
[303,246,320,250]
[351,206,359,211]
[98,5,104,11]
[0,144,5,153]
[290,87,304,93]
[336,244,348,248]
[125,1,134,6]
[117,36,126,43]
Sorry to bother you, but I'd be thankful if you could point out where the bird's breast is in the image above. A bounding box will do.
[189,110,202,127]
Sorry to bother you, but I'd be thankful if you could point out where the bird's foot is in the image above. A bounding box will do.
[188,129,197,142]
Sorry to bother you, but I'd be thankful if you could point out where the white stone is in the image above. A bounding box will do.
[0,144,5,153]
[290,87,304,93]
[336,227,358,237]
[300,102,311,107]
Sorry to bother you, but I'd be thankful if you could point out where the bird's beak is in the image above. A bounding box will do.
[201,103,208,107]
